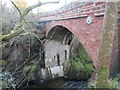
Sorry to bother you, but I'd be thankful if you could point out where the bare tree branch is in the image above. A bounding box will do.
[1,29,24,39]
[23,1,59,16]
[10,0,22,18]
[1,1,59,40]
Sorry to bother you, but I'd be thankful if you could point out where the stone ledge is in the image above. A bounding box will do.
[94,13,104,17]
[38,2,91,17]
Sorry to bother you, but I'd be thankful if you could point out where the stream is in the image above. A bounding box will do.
[35,78,88,89]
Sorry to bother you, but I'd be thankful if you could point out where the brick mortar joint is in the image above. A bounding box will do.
[38,2,92,17]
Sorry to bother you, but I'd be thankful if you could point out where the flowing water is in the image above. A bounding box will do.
[36,78,88,89]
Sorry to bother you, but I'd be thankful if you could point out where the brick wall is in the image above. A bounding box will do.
[37,2,105,21]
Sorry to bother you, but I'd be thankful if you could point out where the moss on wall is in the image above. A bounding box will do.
[63,44,95,80]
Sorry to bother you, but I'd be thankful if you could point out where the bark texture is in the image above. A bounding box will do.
[96,2,118,88]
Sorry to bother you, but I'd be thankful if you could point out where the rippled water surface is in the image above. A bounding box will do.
[37,78,88,89]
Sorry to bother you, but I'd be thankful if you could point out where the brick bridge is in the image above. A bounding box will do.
[34,2,119,78]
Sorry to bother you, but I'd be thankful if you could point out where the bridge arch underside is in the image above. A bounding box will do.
[45,17,104,69]
[45,25,95,80]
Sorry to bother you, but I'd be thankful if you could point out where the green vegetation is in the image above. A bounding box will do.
[23,65,37,80]
[88,73,120,88]
[0,60,7,67]
[1,1,58,40]
[88,68,119,89]
[96,67,110,88]
[63,44,95,80]
[0,72,16,88]
[108,78,118,88]
[115,74,120,82]
[88,77,119,88]
[88,80,97,88]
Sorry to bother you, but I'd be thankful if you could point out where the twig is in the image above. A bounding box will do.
[10,0,22,18]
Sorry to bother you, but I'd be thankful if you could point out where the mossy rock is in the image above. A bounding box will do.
[63,44,95,80]
[64,59,95,80]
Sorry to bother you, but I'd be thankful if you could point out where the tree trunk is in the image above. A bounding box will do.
[96,2,118,88]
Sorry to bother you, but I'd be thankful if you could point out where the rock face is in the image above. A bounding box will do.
[63,44,95,80]
[41,66,64,80]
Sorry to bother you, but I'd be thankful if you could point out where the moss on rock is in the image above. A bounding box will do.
[63,44,95,80]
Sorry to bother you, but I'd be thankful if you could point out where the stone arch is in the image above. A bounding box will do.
[44,25,95,80]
